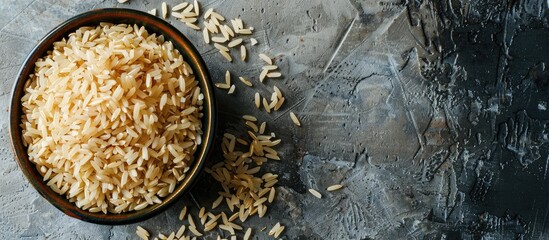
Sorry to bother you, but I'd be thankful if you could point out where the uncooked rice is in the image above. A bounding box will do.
[259,53,272,65]
[228,38,243,48]
[327,184,344,191]
[129,1,292,238]
[194,0,200,15]
[225,70,231,84]
[240,45,247,61]
[267,72,282,78]
[238,76,252,87]
[308,189,322,199]
[162,2,168,19]
[219,50,232,62]
[290,111,301,126]
[176,225,186,238]
[136,226,150,240]
[243,228,252,240]
[254,92,260,108]
[172,2,188,11]
[242,115,257,122]
[212,36,228,43]
[179,206,188,220]
[268,222,282,236]
[21,23,204,213]
[250,38,258,46]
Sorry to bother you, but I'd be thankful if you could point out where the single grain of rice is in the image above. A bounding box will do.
[162,2,168,18]
[250,38,258,46]
[327,184,344,191]
[255,92,261,108]
[240,45,247,61]
[259,53,272,65]
[309,189,322,199]
[244,228,252,240]
[172,2,188,11]
[219,50,232,62]
[290,111,301,126]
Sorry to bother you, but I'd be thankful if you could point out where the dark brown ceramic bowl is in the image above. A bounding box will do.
[9,8,216,225]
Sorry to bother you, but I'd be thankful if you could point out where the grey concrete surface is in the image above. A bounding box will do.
[1,0,548,239]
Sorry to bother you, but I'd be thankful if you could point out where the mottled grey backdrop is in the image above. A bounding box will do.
[1,0,548,239]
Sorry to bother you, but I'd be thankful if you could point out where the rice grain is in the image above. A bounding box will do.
[193,0,200,15]
[259,53,272,64]
[228,84,235,94]
[162,2,168,19]
[290,112,301,126]
[238,77,252,87]
[327,184,344,191]
[176,225,186,238]
[228,38,242,48]
[203,28,210,44]
[254,93,261,108]
[267,72,282,78]
[240,45,247,61]
[308,189,322,199]
[179,206,188,220]
[243,228,252,240]
[212,37,228,43]
[219,50,232,62]
[172,2,188,11]
[250,38,258,46]
[204,8,213,19]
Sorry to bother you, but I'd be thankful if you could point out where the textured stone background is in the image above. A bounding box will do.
[1,0,548,239]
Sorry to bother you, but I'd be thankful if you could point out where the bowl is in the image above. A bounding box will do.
[8,8,216,225]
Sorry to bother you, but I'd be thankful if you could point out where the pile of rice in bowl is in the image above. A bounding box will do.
[20,23,204,214]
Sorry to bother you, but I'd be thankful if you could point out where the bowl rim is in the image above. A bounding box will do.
[8,8,216,225]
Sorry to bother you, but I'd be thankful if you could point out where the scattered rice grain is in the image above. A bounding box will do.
[250,38,258,46]
[268,222,281,236]
[240,45,247,61]
[179,206,188,220]
[327,184,344,191]
[203,28,210,44]
[188,226,203,237]
[228,84,235,94]
[243,228,252,240]
[259,53,272,64]
[172,2,188,11]
[254,93,260,108]
[238,76,252,87]
[308,189,322,199]
[176,225,186,238]
[290,111,301,126]
[228,38,242,48]
[243,115,257,121]
[267,72,282,78]
[219,50,232,62]
[162,2,168,19]
[193,0,200,15]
